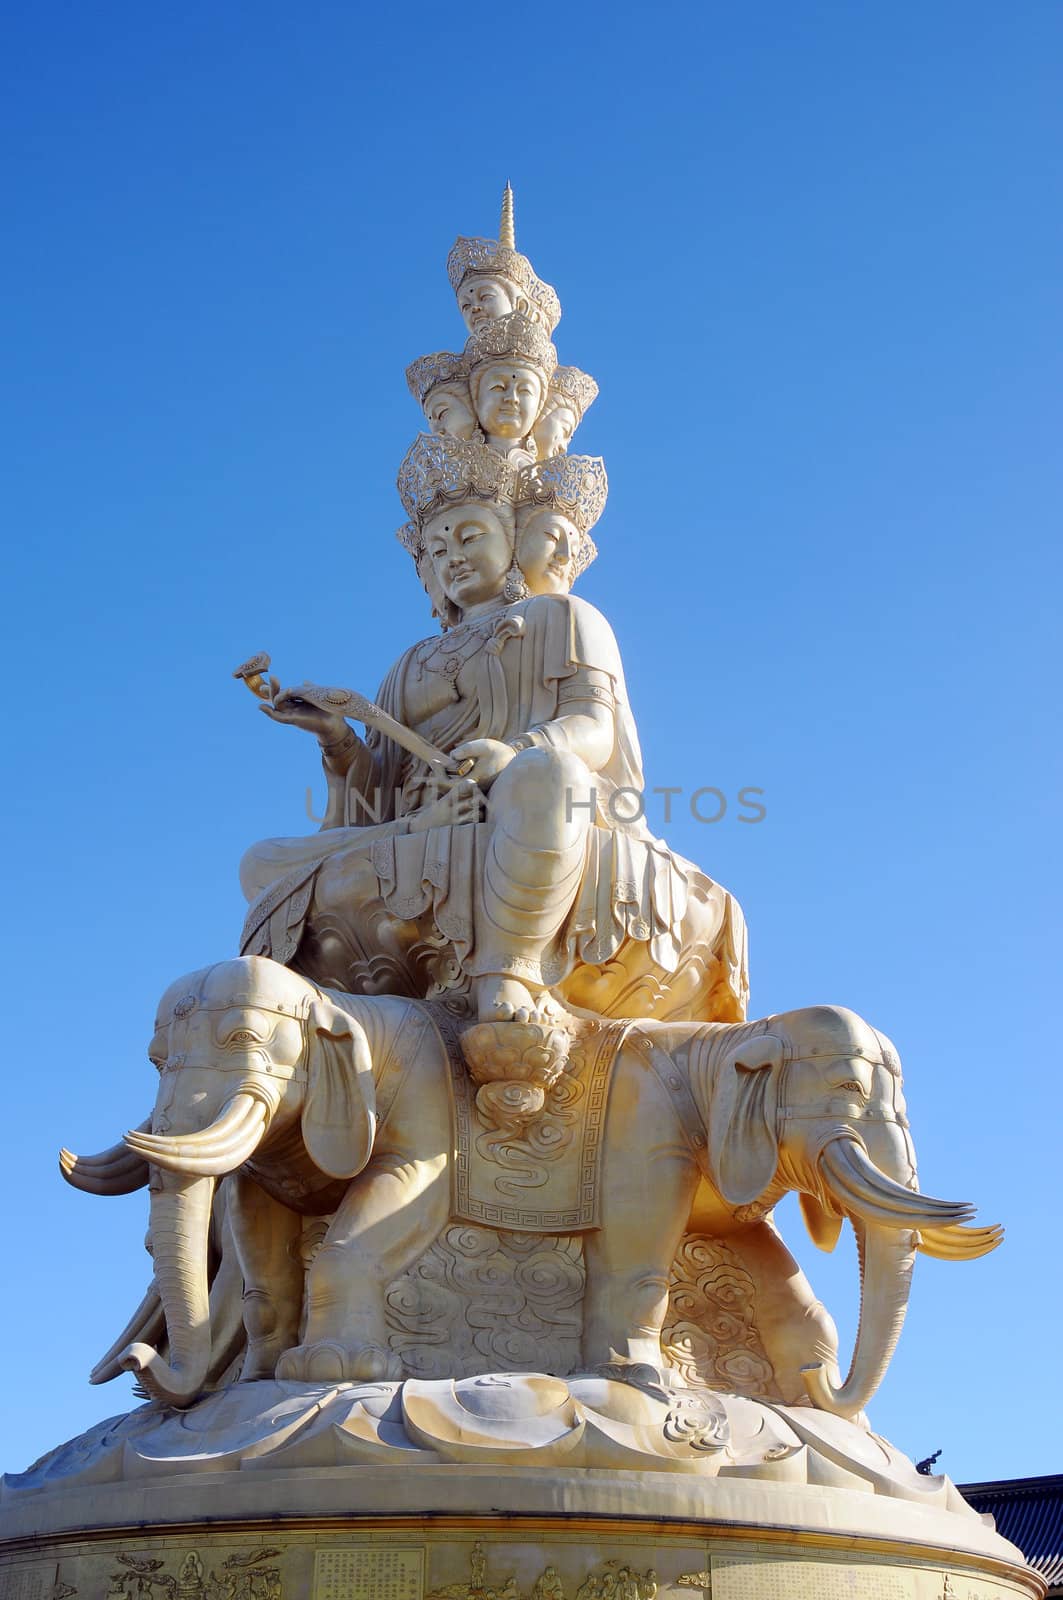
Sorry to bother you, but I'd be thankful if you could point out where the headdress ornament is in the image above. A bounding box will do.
[396,432,519,539]
[517,453,608,538]
[447,187,562,334]
[396,520,422,557]
[545,365,599,422]
[572,534,598,578]
[465,312,557,380]
[405,350,467,408]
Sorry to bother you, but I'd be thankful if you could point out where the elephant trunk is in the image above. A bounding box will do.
[803,1214,915,1421]
[120,1169,215,1407]
[89,1281,166,1385]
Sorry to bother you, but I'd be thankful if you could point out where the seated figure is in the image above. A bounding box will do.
[240,433,748,1027]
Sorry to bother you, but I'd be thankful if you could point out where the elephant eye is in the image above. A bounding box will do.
[148,1054,164,1072]
[837,1080,865,1095]
[227,1029,263,1046]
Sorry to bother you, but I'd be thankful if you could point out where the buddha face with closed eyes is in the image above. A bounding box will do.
[516,507,583,596]
[423,501,515,615]
[532,399,579,461]
[424,381,479,442]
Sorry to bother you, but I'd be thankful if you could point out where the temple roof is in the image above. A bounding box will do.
[960,1475,1063,1592]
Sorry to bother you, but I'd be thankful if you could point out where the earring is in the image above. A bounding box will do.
[503,560,528,604]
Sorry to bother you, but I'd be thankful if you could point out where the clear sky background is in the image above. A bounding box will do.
[2,2,1059,1486]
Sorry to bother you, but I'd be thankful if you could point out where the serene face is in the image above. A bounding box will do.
[458,275,517,332]
[423,502,513,611]
[474,362,545,439]
[517,508,581,595]
[425,383,477,441]
[533,402,578,460]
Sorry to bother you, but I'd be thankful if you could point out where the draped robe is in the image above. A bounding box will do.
[240,595,748,1023]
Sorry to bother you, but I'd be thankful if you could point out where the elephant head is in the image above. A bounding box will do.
[60,956,374,1406]
[696,1005,1002,1421]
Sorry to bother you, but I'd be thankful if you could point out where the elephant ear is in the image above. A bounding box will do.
[301,998,376,1180]
[707,1033,784,1208]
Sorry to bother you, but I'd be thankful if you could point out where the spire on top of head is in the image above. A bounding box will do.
[447,188,561,334]
[499,183,515,251]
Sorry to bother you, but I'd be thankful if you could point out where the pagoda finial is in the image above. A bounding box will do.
[499,183,515,251]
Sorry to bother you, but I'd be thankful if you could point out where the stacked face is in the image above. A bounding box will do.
[397,203,606,614]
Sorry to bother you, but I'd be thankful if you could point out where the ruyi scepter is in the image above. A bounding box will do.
[232,653,475,777]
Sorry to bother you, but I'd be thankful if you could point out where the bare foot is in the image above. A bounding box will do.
[473,976,571,1025]
[474,975,536,1023]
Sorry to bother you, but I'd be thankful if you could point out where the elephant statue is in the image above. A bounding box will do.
[61,956,1000,1417]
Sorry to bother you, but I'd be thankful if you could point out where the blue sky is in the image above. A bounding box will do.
[2,2,1059,1483]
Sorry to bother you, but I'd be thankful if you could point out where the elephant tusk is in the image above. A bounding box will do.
[124,1094,268,1176]
[819,1137,977,1229]
[60,1118,152,1194]
[917,1222,1005,1261]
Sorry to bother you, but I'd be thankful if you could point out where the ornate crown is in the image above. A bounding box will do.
[405,351,467,407]
[517,454,608,537]
[465,312,557,379]
[396,519,422,557]
[447,186,562,334]
[545,366,599,422]
[396,432,519,532]
[571,533,599,577]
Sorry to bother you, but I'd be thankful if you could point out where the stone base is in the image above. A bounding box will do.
[0,1383,1042,1599]
[0,1475,1042,1600]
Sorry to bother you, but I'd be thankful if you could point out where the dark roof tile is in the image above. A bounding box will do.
[959,1475,1063,1589]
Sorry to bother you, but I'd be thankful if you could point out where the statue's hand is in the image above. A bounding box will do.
[260,685,354,748]
[407,778,485,833]
[449,739,516,790]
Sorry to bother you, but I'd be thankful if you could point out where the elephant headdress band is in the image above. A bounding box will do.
[158,964,319,1027]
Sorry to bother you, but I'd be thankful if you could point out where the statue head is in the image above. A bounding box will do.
[532,366,599,461]
[515,453,608,590]
[466,313,557,448]
[425,381,478,441]
[405,352,479,442]
[472,361,546,441]
[396,433,520,620]
[447,187,562,335]
[422,500,516,613]
[457,274,522,333]
[515,506,582,596]
[532,399,578,462]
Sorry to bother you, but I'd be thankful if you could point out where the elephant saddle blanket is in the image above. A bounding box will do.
[425,1005,632,1233]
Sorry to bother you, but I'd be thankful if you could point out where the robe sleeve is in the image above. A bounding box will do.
[526,596,648,821]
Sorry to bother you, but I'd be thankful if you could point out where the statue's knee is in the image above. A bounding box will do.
[491,747,595,841]
[314,850,382,914]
